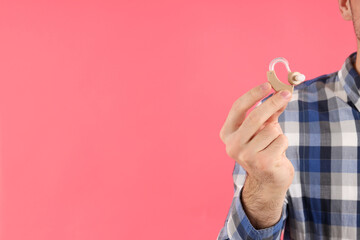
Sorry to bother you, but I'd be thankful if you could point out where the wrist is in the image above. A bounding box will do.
[241,176,286,229]
[244,174,288,200]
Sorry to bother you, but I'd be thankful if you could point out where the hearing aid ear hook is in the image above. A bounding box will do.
[266,57,305,94]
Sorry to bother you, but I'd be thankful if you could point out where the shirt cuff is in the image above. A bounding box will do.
[226,187,286,240]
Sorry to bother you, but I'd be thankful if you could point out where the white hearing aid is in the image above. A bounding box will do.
[266,57,305,94]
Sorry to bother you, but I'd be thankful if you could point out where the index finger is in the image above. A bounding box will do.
[220,82,273,139]
[238,89,292,145]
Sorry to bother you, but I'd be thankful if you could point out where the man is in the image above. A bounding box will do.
[217,0,360,239]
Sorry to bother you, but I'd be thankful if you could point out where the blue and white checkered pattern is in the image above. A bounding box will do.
[217,51,360,239]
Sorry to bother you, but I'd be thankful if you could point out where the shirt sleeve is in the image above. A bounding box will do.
[217,93,288,240]
[217,162,288,240]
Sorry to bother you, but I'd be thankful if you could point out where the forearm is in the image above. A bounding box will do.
[241,176,286,229]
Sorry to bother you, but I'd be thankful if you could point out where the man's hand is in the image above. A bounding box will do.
[219,82,294,229]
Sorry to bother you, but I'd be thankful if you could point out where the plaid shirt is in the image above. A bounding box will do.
[217,51,360,239]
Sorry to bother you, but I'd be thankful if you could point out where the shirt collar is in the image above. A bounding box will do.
[338,51,360,112]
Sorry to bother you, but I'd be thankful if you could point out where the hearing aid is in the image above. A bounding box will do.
[266,57,305,94]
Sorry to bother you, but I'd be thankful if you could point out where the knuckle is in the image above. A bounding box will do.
[278,134,289,147]
[284,156,295,179]
[225,143,237,159]
[289,163,295,177]
[247,112,259,124]
[269,130,281,140]
[263,123,281,137]
[275,122,283,133]
[270,97,281,109]
[239,147,256,167]
[249,88,258,99]
[238,148,249,161]
[219,128,224,142]
[272,121,281,128]
[274,124,283,135]
[268,123,281,133]
[232,98,245,113]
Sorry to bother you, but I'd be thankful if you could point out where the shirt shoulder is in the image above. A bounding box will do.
[257,71,339,124]
[293,71,338,92]
[285,71,338,111]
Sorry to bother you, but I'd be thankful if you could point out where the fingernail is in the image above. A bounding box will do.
[280,90,291,99]
[260,82,270,91]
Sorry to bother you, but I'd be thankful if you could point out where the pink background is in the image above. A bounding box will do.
[0,1,356,239]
